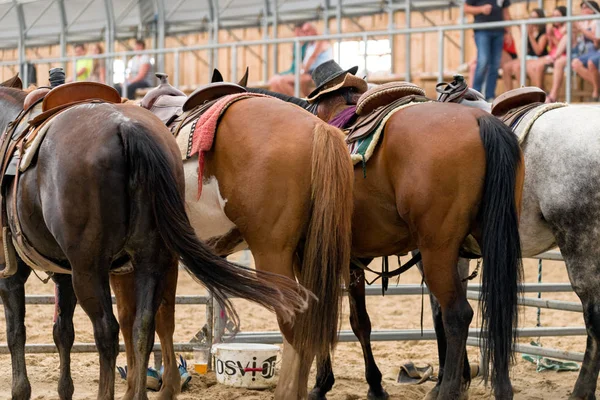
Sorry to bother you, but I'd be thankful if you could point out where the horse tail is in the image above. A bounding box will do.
[476,114,524,389]
[295,122,354,358]
[119,122,310,330]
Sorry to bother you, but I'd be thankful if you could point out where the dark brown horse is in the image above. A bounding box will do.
[0,82,310,400]
[248,74,525,400]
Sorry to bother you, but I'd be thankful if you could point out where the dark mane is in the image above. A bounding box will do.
[246,87,319,114]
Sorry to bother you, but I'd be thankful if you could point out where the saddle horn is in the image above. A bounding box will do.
[238,67,249,87]
[211,69,224,83]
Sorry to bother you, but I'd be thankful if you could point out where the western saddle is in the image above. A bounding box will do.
[140,73,246,129]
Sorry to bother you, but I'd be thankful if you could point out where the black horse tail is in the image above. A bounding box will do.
[119,122,310,330]
[477,114,523,390]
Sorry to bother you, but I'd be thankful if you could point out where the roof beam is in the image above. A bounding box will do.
[116,0,139,25]
[103,0,115,84]
[155,0,165,73]
[24,0,57,35]
[67,0,96,30]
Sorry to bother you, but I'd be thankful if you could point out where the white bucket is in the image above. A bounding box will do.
[211,343,280,389]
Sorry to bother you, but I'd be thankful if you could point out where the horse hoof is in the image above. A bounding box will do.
[367,387,390,400]
[423,386,439,400]
[12,380,31,400]
[308,388,327,400]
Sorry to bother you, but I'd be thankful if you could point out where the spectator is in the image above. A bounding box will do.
[269,22,333,97]
[73,43,93,82]
[502,9,548,91]
[572,1,600,100]
[546,2,598,102]
[268,23,308,93]
[467,31,517,88]
[88,44,106,84]
[465,0,512,101]
[114,39,153,100]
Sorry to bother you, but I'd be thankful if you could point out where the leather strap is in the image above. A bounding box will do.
[352,251,423,293]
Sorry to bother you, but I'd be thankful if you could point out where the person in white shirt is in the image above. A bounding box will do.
[114,39,153,99]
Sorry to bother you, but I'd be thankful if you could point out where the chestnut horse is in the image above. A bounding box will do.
[0,82,310,400]
[248,84,525,400]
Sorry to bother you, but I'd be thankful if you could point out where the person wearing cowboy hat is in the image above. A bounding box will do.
[306,60,368,103]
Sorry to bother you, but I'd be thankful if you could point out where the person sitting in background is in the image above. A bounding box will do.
[545,2,598,102]
[467,31,517,88]
[502,9,548,91]
[73,43,93,82]
[269,23,333,97]
[114,39,153,99]
[268,23,308,95]
[88,44,106,84]
[571,2,600,100]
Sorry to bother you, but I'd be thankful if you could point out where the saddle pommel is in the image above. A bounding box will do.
[140,72,186,110]
[491,87,546,117]
[356,82,425,116]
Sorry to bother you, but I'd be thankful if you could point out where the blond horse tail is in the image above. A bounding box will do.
[294,122,354,359]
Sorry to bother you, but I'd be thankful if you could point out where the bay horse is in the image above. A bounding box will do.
[427,83,600,400]
[0,81,310,400]
[247,74,525,400]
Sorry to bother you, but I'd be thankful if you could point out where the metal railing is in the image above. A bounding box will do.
[3,4,600,101]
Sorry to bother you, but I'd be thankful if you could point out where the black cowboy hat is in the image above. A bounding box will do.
[307,60,360,100]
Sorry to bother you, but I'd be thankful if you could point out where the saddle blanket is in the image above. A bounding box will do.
[183,92,269,198]
[506,102,568,145]
[347,101,426,166]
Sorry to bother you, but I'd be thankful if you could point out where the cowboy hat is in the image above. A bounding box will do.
[306,60,368,103]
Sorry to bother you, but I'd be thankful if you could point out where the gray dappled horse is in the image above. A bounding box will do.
[430,86,600,400]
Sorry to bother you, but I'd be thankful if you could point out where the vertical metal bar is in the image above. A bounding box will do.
[272,0,279,75]
[207,0,214,76]
[72,58,77,84]
[231,45,238,82]
[294,39,301,97]
[438,29,444,83]
[213,297,225,344]
[57,0,67,73]
[363,33,368,76]
[174,49,180,87]
[212,0,220,72]
[206,291,214,370]
[13,1,26,86]
[336,0,342,62]
[520,22,527,87]
[459,1,465,66]
[405,0,411,81]
[121,56,128,98]
[566,0,573,102]
[156,0,166,74]
[388,0,395,74]
[262,2,269,81]
[103,0,116,86]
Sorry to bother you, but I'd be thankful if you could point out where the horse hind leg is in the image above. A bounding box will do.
[154,260,180,400]
[71,253,120,400]
[555,233,600,400]
[309,354,335,400]
[52,273,78,400]
[420,246,473,400]
[128,240,175,400]
[420,256,472,400]
[0,260,31,400]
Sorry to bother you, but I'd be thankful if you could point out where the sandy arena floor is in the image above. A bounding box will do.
[0,253,589,399]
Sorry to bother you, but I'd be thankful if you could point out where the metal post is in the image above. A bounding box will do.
[363,33,368,76]
[156,0,166,75]
[174,49,180,87]
[103,0,116,86]
[405,0,411,81]
[459,1,465,66]
[336,0,342,62]
[294,39,301,97]
[566,0,573,102]
[14,1,26,87]
[212,0,220,72]
[262,2,269,81]
[57,0,68,73]
[272,0,279,76]
[388,0,396,73]
[205,291,214,370]
[438,29,444,82]
[231,45,238,82]
[207,0,214,76]
[121,56,128,98]
[520,22,527,87]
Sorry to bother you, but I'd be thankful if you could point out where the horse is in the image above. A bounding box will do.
[425,81,600,400]
[0,80,311,400]
[0,72,355,400]
[247,75,525,400]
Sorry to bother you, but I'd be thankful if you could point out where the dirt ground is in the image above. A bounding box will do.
[0,252,589,399]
